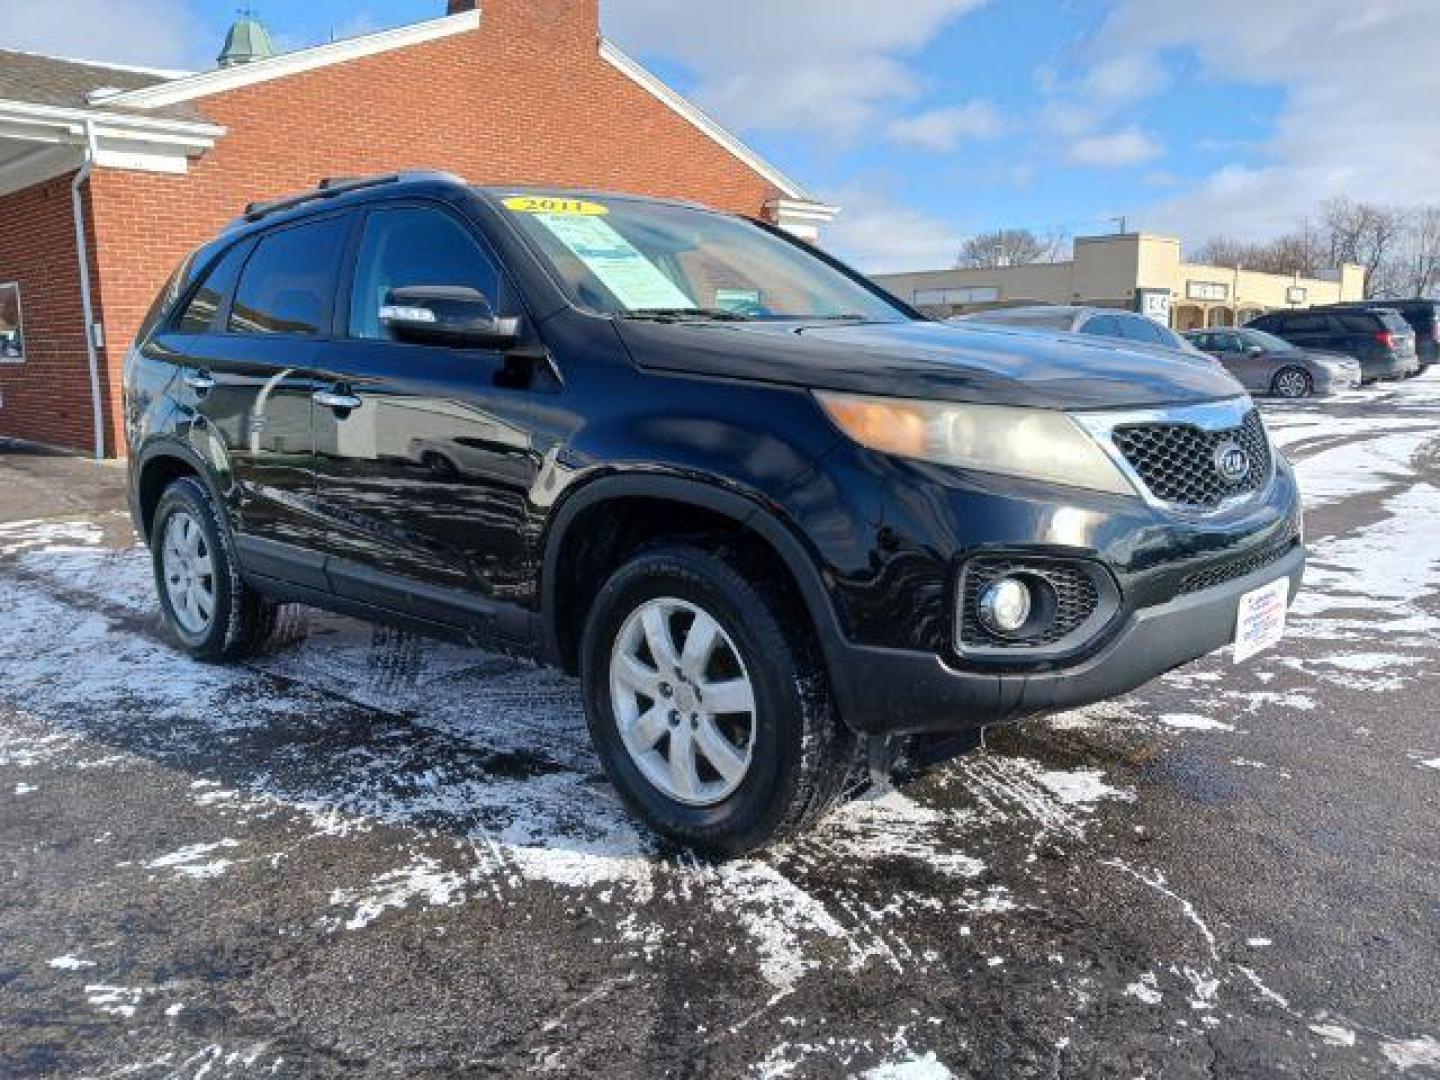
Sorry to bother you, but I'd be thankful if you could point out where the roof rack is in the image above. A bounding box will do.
[234,170,467,225]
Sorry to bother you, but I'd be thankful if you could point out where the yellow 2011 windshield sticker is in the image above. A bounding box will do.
[503,195,608,216]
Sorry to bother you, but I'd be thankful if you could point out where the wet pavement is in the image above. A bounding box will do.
[1,379,1438,1078]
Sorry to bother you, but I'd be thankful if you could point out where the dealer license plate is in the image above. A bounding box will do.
[1233,578,1289,664]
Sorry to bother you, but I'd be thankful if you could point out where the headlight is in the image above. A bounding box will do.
[815,391,1134,496]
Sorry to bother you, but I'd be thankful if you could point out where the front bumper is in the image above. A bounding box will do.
[1312,366,1361,394]
[828,541,1304,735]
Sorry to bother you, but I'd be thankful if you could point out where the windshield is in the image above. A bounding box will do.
[1241,328,1297,352]
[495,193,908,323]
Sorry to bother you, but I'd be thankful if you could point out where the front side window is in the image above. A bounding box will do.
[349,207,500,340]
[499,193,907,323]
[0,283,24,362]
[230,216,348,336]
[1242,329,1296,353]
[1117,314,1168,345]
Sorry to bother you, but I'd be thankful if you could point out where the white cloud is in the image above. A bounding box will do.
[885,100,1002,151]
[602,0,986,137]
[820,188,960,274]
[1081,52,1168,104]
[1066,126,1162,168]
[1094,0,1440,239]
[0,0,206,69]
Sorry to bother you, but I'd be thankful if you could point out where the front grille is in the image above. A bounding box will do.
[1112,409,1271,509]
[960,558,1100,649]
[1178,535,1299,595]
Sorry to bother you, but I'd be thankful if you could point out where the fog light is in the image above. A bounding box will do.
[978,577,1032,636]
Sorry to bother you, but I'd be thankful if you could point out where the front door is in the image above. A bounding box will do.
[311,203,543,645]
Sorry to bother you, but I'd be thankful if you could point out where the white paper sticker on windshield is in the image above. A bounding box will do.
[531,213,695,312]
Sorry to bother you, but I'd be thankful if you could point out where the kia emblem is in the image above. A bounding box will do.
[1214,441,1251,483]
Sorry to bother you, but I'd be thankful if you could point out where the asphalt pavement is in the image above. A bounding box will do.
[1,376,1438,1078]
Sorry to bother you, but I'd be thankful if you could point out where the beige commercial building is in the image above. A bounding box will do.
[873,232,1366,330]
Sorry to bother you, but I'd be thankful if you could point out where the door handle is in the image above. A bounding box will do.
[314,387,362,412]
[183,370,216,394]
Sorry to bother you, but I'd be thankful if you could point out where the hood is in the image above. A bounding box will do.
[615,318,1244,410]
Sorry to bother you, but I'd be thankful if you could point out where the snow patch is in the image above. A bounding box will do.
[1309,1023,1356,1047]
[1159,713,1236,732]
[1125,972,1162,1005]
[1032,767,1135,806]
[1381,1035,1440,1071]
[48,954,96,970]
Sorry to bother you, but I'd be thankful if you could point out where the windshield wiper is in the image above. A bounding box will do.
[621,307,753,323]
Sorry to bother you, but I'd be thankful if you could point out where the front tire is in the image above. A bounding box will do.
[151,477,276,661]
[581,545,855,855]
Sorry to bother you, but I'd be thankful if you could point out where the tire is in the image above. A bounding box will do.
[580,544,855,855]
[150,476,276,662]
[1271,367,1312,399]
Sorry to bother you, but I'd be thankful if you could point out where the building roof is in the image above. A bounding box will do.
[0,49,201,121]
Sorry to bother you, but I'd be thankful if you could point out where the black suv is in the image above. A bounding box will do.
[1329,299,1437,373]
[124,172,1304,853]
[1247,305,1419,382]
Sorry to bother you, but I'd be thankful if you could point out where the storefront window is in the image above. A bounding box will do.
[0,283,23,362]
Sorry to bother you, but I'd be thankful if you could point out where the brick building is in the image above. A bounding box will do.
[0,0,836,456]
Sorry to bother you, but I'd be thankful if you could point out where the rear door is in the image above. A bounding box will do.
[1272,311,1336,354]
[150,217,348,569]
[310,201,543,644]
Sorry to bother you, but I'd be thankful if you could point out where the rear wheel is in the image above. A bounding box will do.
[581,544,855,855]
[1271,367,1312,398]
[151,477,276,661]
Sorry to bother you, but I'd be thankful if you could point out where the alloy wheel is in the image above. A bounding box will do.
[609,596,756,806]
[161,511,216,635]
[1275,369,1310,398]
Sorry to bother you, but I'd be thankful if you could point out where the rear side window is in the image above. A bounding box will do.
[1375,310,1412,333]
[230,216,348,336]
[175,243,249,334]
[1336,312,1379,333]
[348,206,500,340]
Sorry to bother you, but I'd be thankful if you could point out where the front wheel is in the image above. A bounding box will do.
[581,545,855,855]
[1271,367,1312,399]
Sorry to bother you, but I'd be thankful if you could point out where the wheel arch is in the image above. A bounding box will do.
[132,439,227,544]
[539,473,846,680]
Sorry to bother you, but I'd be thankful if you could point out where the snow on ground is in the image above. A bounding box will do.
[3,384,1438,1073]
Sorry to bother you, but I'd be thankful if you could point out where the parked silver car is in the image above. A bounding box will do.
[1183,327,1361,398]
[953,305,1211,358]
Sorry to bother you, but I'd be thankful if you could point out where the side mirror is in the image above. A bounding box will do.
[1245,345,1264,357]
[380,285,521,349]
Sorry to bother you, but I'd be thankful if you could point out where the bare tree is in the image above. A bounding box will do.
[1192,222,1327,277]
[1382,206,1440,298]
[1321,197,1404,296]
[956,228,1066,268]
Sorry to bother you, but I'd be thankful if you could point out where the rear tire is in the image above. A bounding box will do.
[580,544,855,855]
[1271,367,1312,399]
[151,477,276,662]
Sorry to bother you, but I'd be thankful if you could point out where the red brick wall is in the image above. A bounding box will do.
[0,175,105,454]
[75,0,780,455]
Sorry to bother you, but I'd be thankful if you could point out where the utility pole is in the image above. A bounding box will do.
[1111,215,1128,235]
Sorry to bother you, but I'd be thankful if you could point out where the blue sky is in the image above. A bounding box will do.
[6,1,1436,271]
